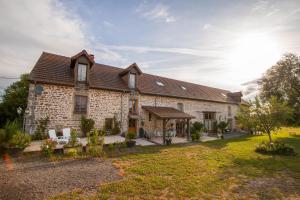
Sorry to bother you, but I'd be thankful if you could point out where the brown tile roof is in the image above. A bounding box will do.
[30,52,241,104]
[142,106,195,119]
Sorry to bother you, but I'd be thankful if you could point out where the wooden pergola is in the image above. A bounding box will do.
[142,106,195,144]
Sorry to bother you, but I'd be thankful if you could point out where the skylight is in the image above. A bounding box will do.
[221,93,226,97]
[181,86,187,90]
[156,81,165,86]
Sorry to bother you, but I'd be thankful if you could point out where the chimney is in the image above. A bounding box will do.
[89,54,95,62]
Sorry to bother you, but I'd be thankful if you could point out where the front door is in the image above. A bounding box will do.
[176,120,185,137]
[128,118,137,134]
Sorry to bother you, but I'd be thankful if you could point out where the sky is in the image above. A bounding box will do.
[0,0,300,99]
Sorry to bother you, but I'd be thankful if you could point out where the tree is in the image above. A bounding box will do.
[237,97,293,143]
[259,53,300,125]
[0,74,29,127]
[236,104,261,134]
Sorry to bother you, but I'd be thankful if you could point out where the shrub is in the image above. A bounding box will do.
[217,121,228,134]
[4,120,20,141]
[87,129,104,157]
[111,117,121,135]
[33,117,49,140]
[191,122,203,141]
[65,148,78,157]
[108,143,114,151]
[64,129,81,148]
[80,116,95,137]
[8,131,31,149]
[41,139,57,157]
[126,131,136,141]
[255,141,296,156]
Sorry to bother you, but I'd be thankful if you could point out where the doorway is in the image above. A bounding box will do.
[128,118,137,133]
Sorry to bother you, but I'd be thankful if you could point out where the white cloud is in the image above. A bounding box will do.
[136,3,176,23]
[0,0,124,89]
[203,24,212,30]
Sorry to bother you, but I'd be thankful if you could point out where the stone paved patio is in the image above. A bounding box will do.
[24,136,156,153]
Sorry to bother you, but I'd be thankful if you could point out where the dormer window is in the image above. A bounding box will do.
[77,64,87,82]
[129,73,136,89]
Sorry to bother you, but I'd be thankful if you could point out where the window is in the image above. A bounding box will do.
[74,95,87,113]
[105,118,113,131]
[204,112,216,120]
[228,106,232,117]
[129,73,136,89]
[177,103,184,111]
[77,64,87,81]
[149,113,152,121]
[129,99,138,114]
[181,86,186,90]
[156,81,164,86]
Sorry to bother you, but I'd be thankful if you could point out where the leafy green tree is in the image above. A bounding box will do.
[259,53,300,124]
[236,104,261,134]
[238,97,293,143]
[0,74,29,127]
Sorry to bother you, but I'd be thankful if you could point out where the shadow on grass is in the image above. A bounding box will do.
[200,134,254,149]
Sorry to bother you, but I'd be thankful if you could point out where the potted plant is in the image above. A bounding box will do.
[165,131,172,145]
[126,131,136,147]
[41,139,57,157]
[217,121,228,139]
[190,121,204,142]
[86,129,104,157]
[1,120,31,156]
[63,129,82,155]
[80,116,95,137]
[7,131,31,156]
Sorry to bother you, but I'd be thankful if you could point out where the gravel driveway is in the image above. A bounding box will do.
[0,156,121,200]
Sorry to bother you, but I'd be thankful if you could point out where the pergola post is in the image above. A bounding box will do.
[163,119,167,144]
[186,119,191,141]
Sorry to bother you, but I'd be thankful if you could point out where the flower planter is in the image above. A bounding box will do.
[126,140,136,148]
[63,146,83,155]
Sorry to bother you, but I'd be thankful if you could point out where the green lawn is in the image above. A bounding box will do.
[50,127,300,200]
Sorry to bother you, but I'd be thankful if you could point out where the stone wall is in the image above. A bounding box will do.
[26,84,130,135]
[26,83,240,135]
[138,94,240,134]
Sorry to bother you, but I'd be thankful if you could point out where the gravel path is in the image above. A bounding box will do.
[0,156,121,200]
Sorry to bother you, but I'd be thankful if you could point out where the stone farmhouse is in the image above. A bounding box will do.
[25,50,244,140]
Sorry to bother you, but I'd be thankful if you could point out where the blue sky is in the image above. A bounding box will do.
[0,0,300,99]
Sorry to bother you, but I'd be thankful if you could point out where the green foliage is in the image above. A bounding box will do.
[80,116,95,137]
[255,141,296,156]
[32,117,49,140]
[41,139,57,157]
[87,129,104,146]
[87,129,104,157]
[259,53,300,125]
[8,131,31,149]
[65,148,78,157]
[0,74,29,127]
[126,131,136,141]
[0,120,22,148]
[217,121,228,134]
[111,117,121,135]
[88,145,103,157]
[191,121,203,141]
[237,97,293,143]
[108,143,114,151]
[64,129,81,148]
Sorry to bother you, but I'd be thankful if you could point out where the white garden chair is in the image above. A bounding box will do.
[62,128,80,142]
[48,130,68,144]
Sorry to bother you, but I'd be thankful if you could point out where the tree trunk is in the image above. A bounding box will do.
[267,132,273,143]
